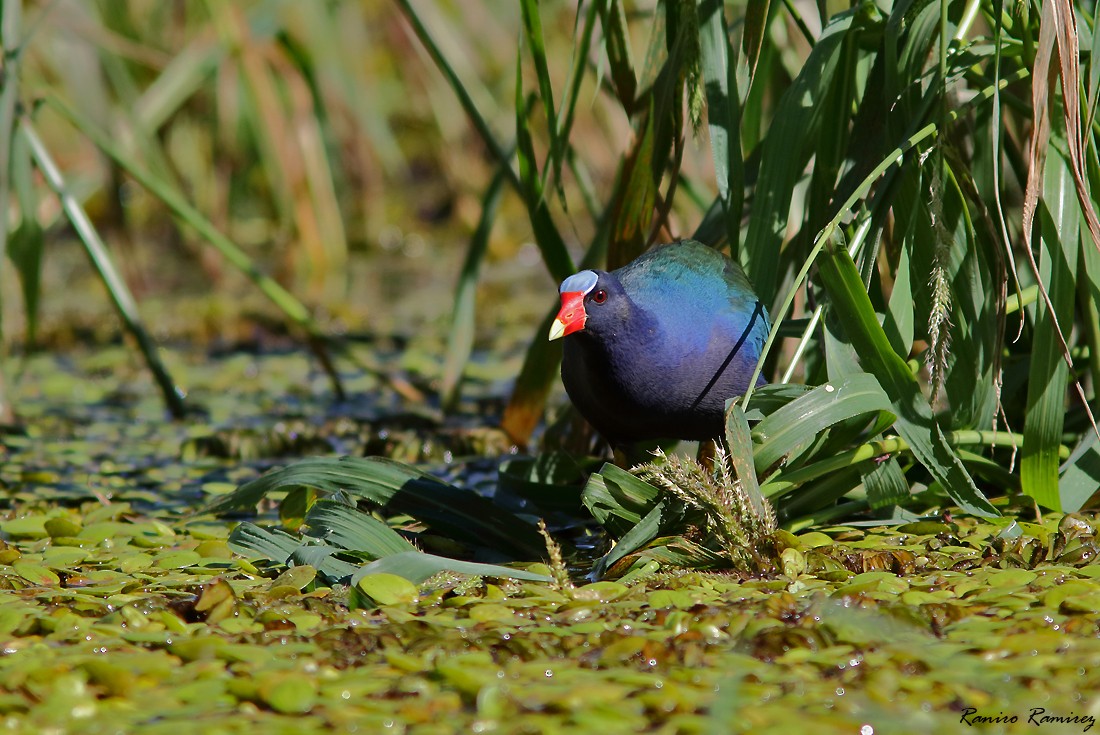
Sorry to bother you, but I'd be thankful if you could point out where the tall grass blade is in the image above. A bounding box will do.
[725,403,768,519]
[743,9,856,304]
[556,0,599,161]
[698,0,743,249]
[1019,0,1099,440]
[519,0,561,190]
[742,0,773,84]
[1022,153,1079,510]
[1049,0,1100,254]
[515,54,575,282]
[0,0,20,346]
[599,0,637,111]
[43,97,395,401]
[133,37,224,134]
[396,0,519,190]
[22,120,186,419]
[6,128,41,349]
[817,236,998,517]
[442,169,506,410]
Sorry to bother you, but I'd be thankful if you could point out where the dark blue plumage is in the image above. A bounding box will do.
[549,240,769,444]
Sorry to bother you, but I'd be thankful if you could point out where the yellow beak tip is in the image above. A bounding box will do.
[548,319,566,341]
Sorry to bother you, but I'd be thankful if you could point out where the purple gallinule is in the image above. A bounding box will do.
[549,240,769,444]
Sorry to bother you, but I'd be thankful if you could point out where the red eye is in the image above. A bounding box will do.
[591,290,608,304]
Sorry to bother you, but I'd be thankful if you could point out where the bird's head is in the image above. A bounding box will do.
[548,269,623,341]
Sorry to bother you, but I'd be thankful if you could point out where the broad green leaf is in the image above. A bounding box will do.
[817,238,998,517]
[751,373,894,469]
[351,551,551,586]
[13,562,60,586]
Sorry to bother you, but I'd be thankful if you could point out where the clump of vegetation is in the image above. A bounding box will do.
[634,444,778,574]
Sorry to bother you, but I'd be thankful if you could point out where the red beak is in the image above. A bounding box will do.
[548,291,587,340]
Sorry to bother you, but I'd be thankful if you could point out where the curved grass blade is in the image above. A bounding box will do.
[817,237,998,517]
[204,457,546,559]
[395,0,520,191]
[228,522,359,581]
[751,373,894,469]
[303,500,418,559]
[581,463,663,538]
[21,121,186,419]
[593,501,669,580]
[861,456,910,509]
[352,551,551,586]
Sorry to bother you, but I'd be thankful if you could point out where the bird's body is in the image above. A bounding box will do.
[549,241,769,444]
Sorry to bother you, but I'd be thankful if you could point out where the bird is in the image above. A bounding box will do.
[548,240,769,445]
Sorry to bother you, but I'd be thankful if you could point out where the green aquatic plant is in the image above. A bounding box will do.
[634,443,778,573]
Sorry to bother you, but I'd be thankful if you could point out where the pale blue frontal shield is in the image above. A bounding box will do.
[559,270,599,295]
